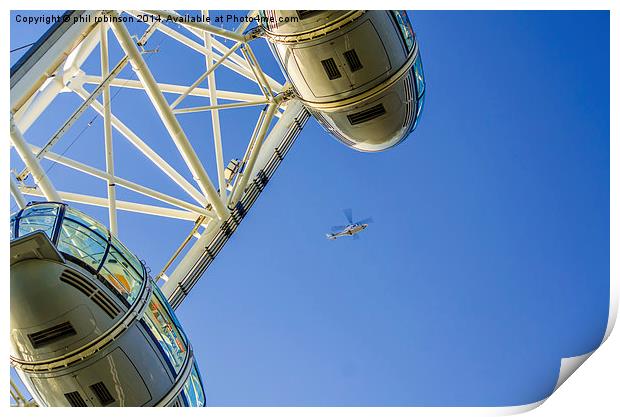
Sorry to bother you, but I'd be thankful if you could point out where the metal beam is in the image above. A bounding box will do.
[161,217,220,297]
[100,24,118,236]
[241,44,273,99]
[228,106,267,201]
[72,86,207,206]
[229,101,278,204]
[13,74,64,134]
[16,54,129,181]
[10,175,27,209]
[173,100,270,114]
[10,380,32,407]
[13,22,105,134]
[109,15,228,219]
[142,10,245,42]
[208,37,283,94]
[20,187,200,222]
[80,75,267,103]
[135,14,283,94]
[148,10,283,93]
[10,11,100,115]
[147,21,256,82]
[201,10,227,201]
[26,143,214,218]
[170,41,242,110]
[235,10,257,34]
[155,215,209,285]
[163,100,309,305]
[10,114,60,202]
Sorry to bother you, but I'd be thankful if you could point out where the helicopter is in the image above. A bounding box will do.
[326,209,373,240]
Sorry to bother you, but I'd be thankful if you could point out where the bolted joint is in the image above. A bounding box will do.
[244,25,265,42]
[276,88,297,104]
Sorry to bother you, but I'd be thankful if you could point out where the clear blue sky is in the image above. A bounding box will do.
[10,11,609,406]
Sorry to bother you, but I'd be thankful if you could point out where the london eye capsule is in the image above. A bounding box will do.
[259,10,426,152]
[10,202,205,406]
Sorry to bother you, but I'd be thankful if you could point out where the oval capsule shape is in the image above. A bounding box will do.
[260,10,426,151]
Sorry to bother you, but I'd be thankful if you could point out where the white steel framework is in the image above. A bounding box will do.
[9,10,309,317]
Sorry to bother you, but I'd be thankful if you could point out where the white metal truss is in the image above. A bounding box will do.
[9,10,309,313]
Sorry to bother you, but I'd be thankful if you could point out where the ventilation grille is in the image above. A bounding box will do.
[92,291,121,319]
[402,71,415,128]
[321,58,342,80]
[90,381,114,406]
[343,49,363,72]
[28,321,77,349]
[60,269,96,296]
[347,104,387,125]
[297,10,322,20]
[60,269,121,319]
[64,391,87,407]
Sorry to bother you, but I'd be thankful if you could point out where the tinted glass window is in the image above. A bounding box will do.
[111,236,144,278]
[412,93,425,132]
[152,285,185,337]
[10,214,16,239]
[413,54,425,97]
[17,204,59,240]
[393,11,415,52]
[143,291,187,373]
[58,219,108,271]
[100,246,143,303]
[182,364,205,406]
[64,206,109,239]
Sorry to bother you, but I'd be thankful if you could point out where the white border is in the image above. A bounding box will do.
[3,1,617,415]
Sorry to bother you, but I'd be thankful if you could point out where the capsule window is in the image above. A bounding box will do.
[343,49,363,72]
[321,58,342,80]
[392,11,415,52]
[143,289,187,373]
[182,364,206,406]
[111,235,144,278]
[413,54,426,97]
[347,104,387,125]
[64,206,109,239]
[16,204,59,240]
[99,246,143,304]
[58,219,108,272]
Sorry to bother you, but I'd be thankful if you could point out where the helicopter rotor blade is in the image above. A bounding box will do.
[357,217,374,224]
[343,208,353,224]
[331,225,347,232]
[352,233,360,240]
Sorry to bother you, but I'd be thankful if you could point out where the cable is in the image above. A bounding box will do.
[13,27,168,210]
[42,33,167,177]
[10,42,36,53]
